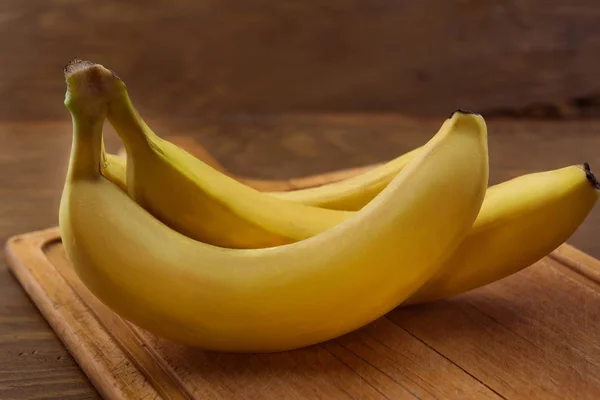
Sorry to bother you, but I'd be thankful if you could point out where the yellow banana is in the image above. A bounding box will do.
[59,59,488,352]
[102,144,421,211]
[101,91,352,248]
[267,148,423,210]
[407,163,599,304]
[102,145,381,194]
[100,138,127,193]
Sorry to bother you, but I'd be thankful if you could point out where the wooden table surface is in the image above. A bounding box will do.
[2,114,600,399]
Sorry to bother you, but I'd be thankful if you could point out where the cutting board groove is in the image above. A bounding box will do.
[6,227,600,400]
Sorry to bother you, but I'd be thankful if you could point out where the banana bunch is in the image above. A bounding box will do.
[59,60,599,353]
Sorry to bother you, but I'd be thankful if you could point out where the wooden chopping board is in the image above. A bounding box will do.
[5,228,600,400]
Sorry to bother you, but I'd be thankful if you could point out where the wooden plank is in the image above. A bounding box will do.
[5,1,600,121]
[7,228,600,399]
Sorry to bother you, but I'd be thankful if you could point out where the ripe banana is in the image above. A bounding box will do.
[267,147,422,210]
[98,80,352,248]
[406,163,599,304]
[84,62,477,249]
[59,60,488,352]
[100,139,127,193]
[104,144,381,193]
[103,142,420,211]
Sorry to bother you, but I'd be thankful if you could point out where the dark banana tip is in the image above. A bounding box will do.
[583,162,600,189]
[64,59,122,81]
[64,59,96,78]
[449,109,480,118]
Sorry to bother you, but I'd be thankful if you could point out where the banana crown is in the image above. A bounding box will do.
[59,60,492,351]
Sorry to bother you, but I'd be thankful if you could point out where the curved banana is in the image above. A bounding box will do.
[60,60,488,352]
[267,147,422,210]
[100,84,351,248]
[406,163,599,304]
[101,137,421,212]
[102,147,381,194]
[100,139,128,193]
[103,145,420,211]
[84,62,478,250]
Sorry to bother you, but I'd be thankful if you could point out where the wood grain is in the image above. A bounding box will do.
[7,228,600,399]
[2,115,600,398]
[4,1,600,120]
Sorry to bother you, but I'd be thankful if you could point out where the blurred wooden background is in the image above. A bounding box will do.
[3,0,600,121]
[3,4,600,397]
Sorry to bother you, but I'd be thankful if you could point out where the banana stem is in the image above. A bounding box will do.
[65,113,105,182]
[63,59,110,182]
[583,163,600,189]
[64,59,155,155]
[106,89,158,152]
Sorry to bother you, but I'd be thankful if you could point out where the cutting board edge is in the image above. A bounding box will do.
[4,228,162,400]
